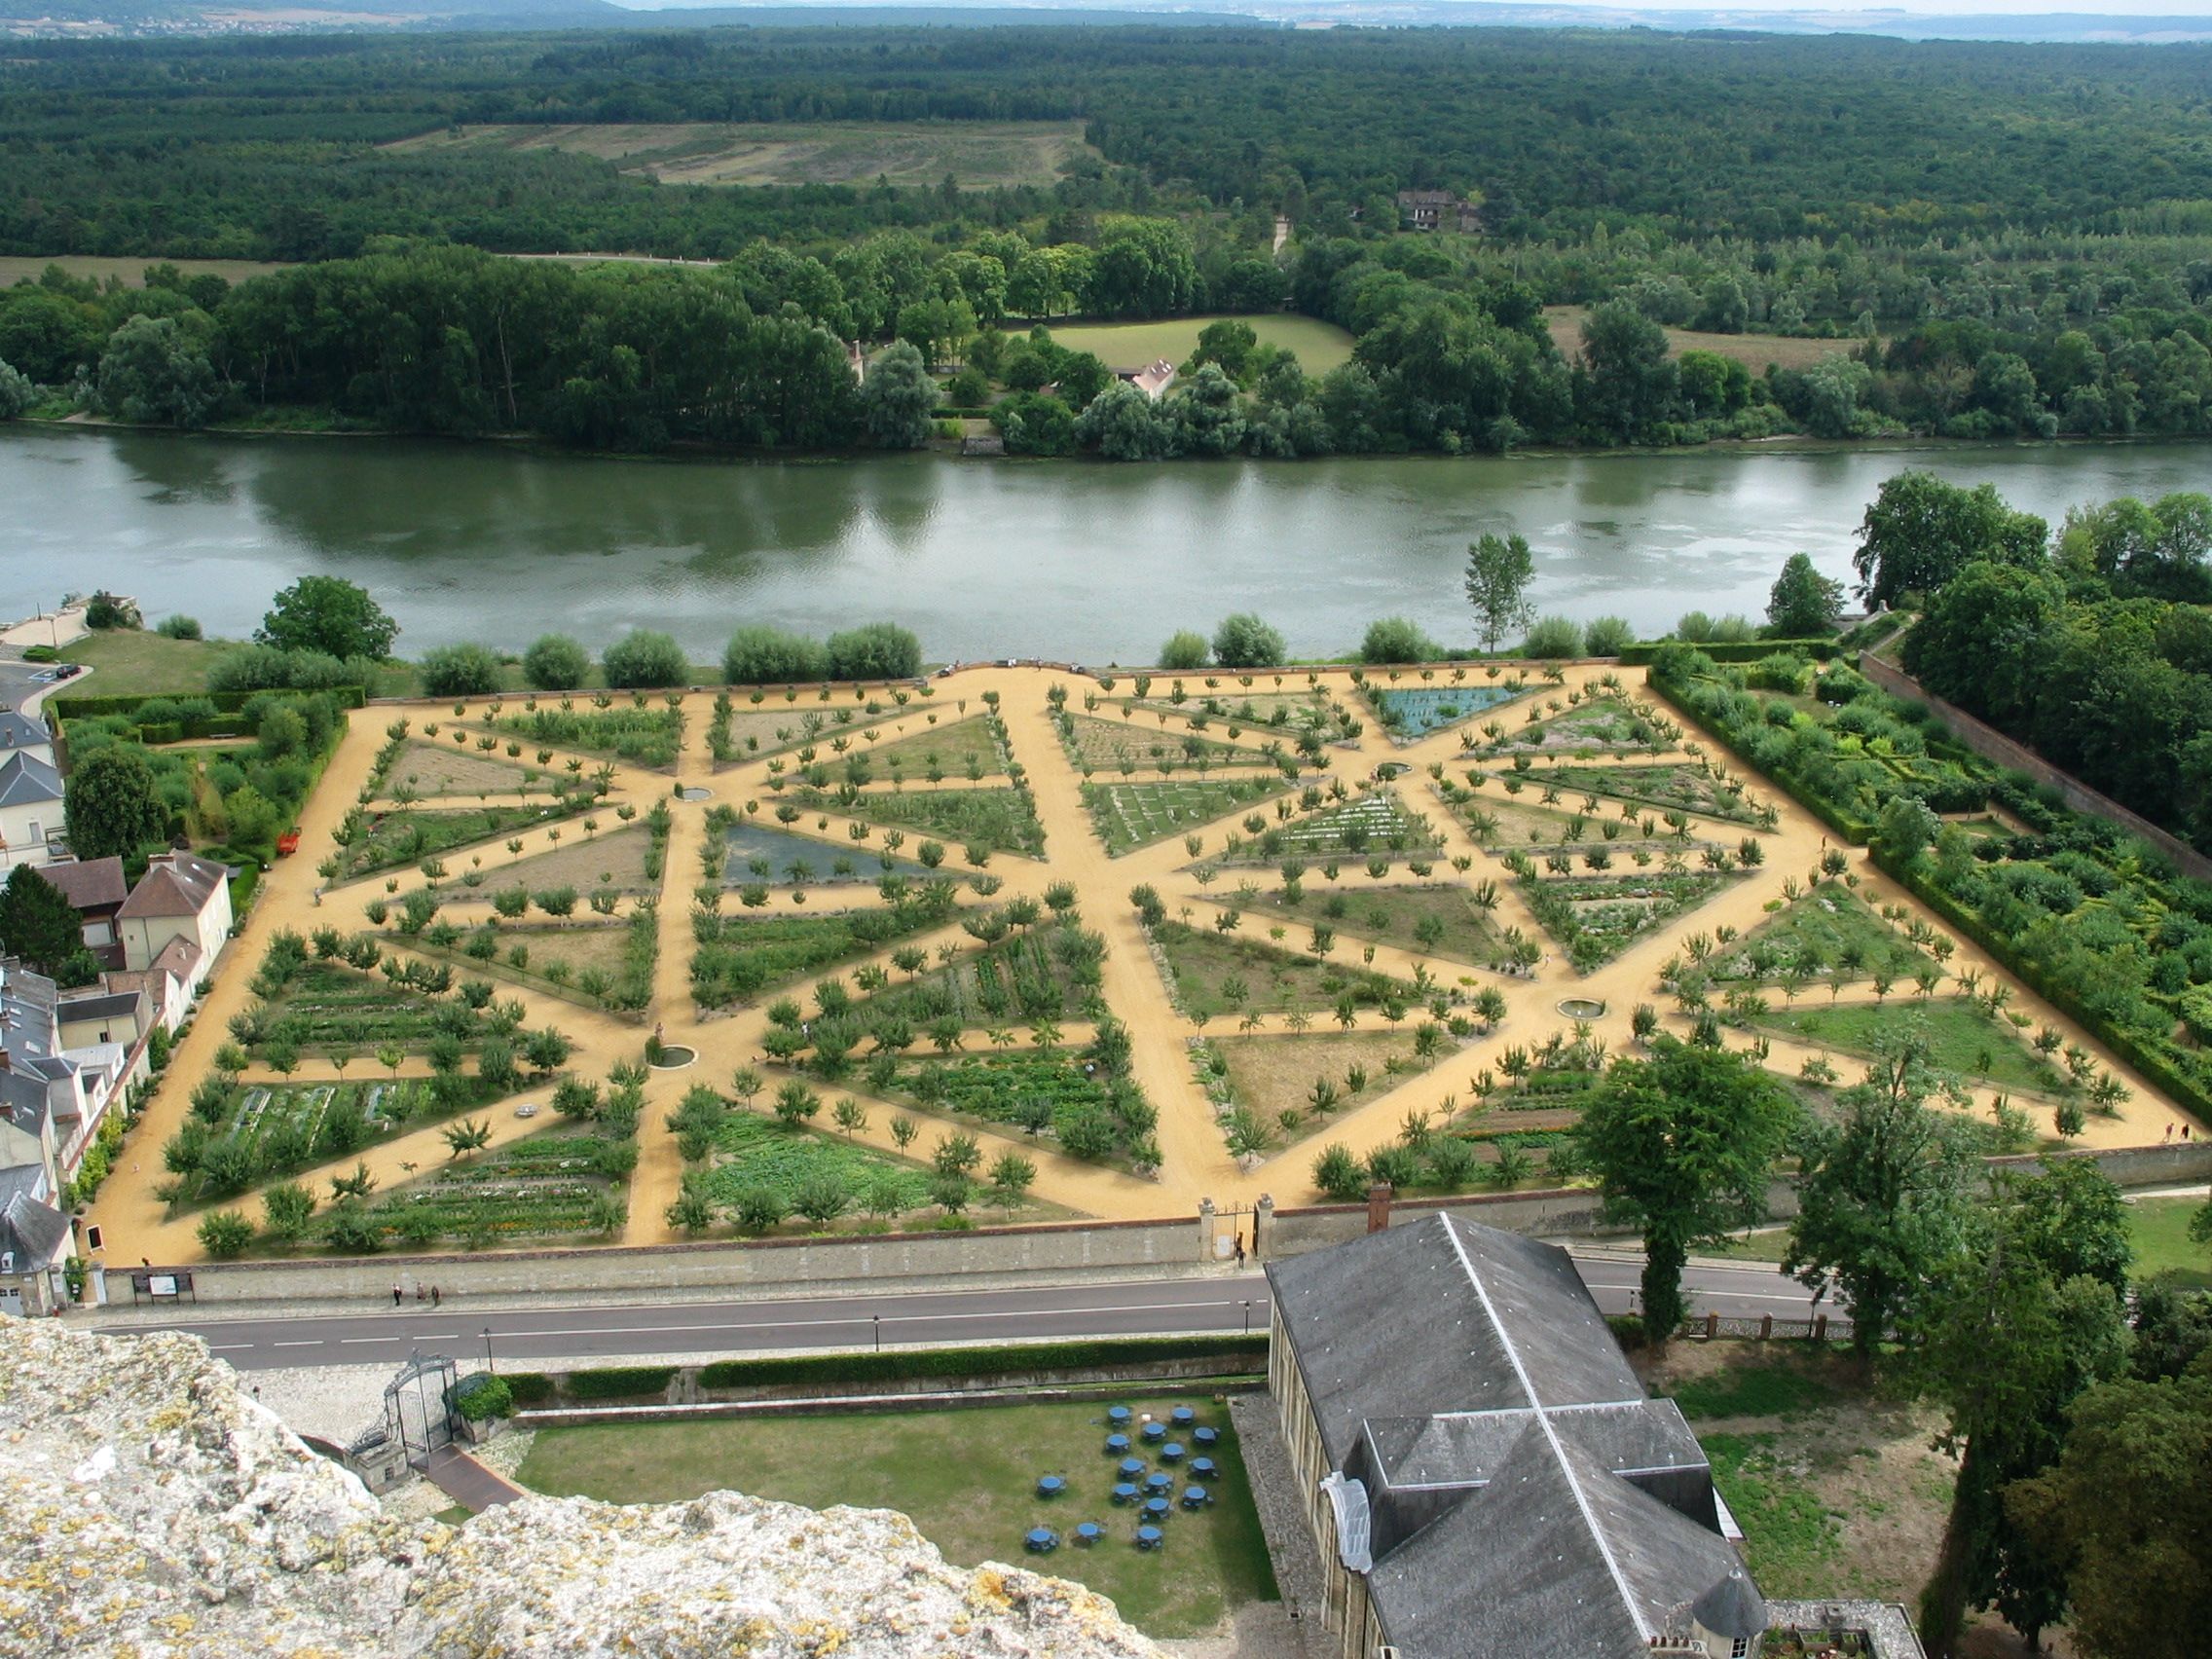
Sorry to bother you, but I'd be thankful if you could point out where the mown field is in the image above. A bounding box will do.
[1026,314,1356,376]
[0,255,288,288]
[390,121,1097,190]
[1544,306,1859,373]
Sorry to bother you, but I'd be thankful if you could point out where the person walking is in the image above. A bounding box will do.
[431,1285,441,1308]
[392,1283,403,1308]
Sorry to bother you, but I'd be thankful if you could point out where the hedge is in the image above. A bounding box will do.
[564,1365,679,1400]
[695,1334,1268,1391]
[1617,638,1838,666]
[1870,842,2212,1124]
[504,1372,554,1405]
[50,684,368,720]
[1641,671,1875,842]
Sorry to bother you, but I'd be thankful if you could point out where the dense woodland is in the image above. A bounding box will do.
[2,25,2211,451]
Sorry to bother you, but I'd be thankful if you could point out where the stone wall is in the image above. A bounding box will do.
[1859,651,2212,881]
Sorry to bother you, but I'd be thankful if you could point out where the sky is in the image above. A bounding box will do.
[616,0,2212,16]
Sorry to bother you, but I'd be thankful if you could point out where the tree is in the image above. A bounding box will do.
[823,622,922,681]
[724,626,826,684]
[1766,553,1845,637]
[1899,559,2066,729]
[0,357,31,421]
[1852,471,2048,608]
[522,633,590,691]
[1908,1176,2133,1657]
[1159,630,1208,670]
[420,643,501,697]
[1464,532,1536,651]
[2009,1363,2212,1659]
[1076,379,1170,461]
[98,313,224,428]
[1574,1038,1799,1343]
[601,629,687,689]
[1785,1034,1972,1360]
[261,1182,316,1241]
[862,339,936,450]
[1211,612,1286,670]
[196,1208,255,1259]
[988,1151,1036,1210]
[258,575,397,660]
[0,866,93,981]
[61,745,166,861]
[1360,616,1438,665]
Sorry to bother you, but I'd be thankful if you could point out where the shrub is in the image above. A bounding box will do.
[522,633,590,691]
[504,1373,554,1405]
[1582,615,1636,656]
[453,1371,513,1421]
[723,626,826,685]
[697,1334,1267,1390]
[1158,630,1209,671]
[1312,1142,1368,1201]
[1522,615,1584,658]
[156,614,203,641]
[1212,612,1287,670]
[1359,616,1437,665]
[566,1365,678,1400]
[823,622,922,682]
[419,643,502,698]
[601,629,688,689]
[196,1209,254,1258]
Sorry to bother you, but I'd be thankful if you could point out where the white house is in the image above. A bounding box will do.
[0,707,55,768]
[117,851,232,993]
[0,752,65,872]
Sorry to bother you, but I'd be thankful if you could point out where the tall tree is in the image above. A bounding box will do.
[1463,531,1535,652]
[1785,1028,1972,1360]
[61,745,166,863]
[0,866,94,983]
[1573,1038,1799,1342]
[257,575,397,660]
[1852,471,2048,608]
[1766,551,1846,636]
[861,340,935,450]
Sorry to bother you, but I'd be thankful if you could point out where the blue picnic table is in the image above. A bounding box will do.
[1190,1456,1219,1482]
[1161,1441,1185,1463]
[1170,1406,1197,1427]
[1025,1528,1058,1553]
[1107,1406,1132,1427]
[1111,1482,1140,1505]
[1181,1486,1210,1511]
[1104,1433,1130,1456]
[1142,1496,1171,1522]
[1037,1475,1066,1498]
[1135,1525,1164,1550]
[1193,1426,1220,1449]
[1075,1522,1104,1546]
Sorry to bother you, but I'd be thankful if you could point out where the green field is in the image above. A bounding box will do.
[515,1397,1278,1638]
[0,255,288,288]
[2127,1196,2212,1289]
[1750,998,2059,1095]
[1024,314,1356,376]
[394,121,1096,191]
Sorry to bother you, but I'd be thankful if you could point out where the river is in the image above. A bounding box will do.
[6,425,2203,662]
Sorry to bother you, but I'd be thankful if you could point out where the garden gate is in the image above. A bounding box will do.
[384,1353,461,1470]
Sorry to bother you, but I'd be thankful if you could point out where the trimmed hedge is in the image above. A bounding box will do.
[564,1365,679,1400]
[1618,638,1838,666]
[504,1372,554,1406]
[50,684,368,720]
[1641,670,1875,841]
[695,1334,1268,1391]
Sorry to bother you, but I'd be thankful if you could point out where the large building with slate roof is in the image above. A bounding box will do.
[1266,1212,1768,1659]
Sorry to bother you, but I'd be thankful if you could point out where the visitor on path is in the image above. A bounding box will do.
[1235,1236,1246,1268]
[431,1286,441,1308]
[392,1283,403,1307]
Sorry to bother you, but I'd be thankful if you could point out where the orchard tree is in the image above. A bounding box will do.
[1573,1038,1798,1343]
[62,745,166,862]
[258,574,398,660]
[1766,552,1846,637]
[1463,532,1535,651]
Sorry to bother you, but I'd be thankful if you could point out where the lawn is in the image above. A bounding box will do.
[823,785,1047,859]
[55,629,233,696]
[340,801,582,879]
[2127,1196,2212,1289]
[1021,313,1356,376]
[1208,1030,1416,1133]
[868,716,1009,781]
[1483,696,1668,756]
[396,120,1096,190]
[1711,881,1936,987]
[1255,882,1504,967]
[382,741,540,798]
[1546,761,1766,826]
[339,1127,628,1247]
[0,254,289,287]
[1060,714,1275,777]
[1750,997,2059,1096]
[1545,306,1862,374]
[701,1113,935,1222]
[1083,777,1285,856]
[513,1397,1278,1639]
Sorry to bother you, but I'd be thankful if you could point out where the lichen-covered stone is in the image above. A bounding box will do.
[0,1320,1161,1659]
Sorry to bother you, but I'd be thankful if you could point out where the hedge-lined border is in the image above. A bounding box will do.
[1617,638,1838,666]
[50,684,369,720]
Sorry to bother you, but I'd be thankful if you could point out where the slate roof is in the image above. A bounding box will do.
[59,989,145,1026]
[1268,1213,1764,1658]
[0,751,62,809]
[36,856,128,914]
[0,1187,70,1272]
[145,934,203,981]
[118,851,229,920]
[0,707,48,755]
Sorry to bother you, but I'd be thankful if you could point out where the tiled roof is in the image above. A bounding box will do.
[35,857,128,913]
[118,852,228,920]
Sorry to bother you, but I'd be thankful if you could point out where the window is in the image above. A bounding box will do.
[1731,1640,1751,1658]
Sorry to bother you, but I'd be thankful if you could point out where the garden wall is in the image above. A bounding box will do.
[1858,652,2212,881]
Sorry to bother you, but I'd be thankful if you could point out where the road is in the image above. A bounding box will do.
[110,1256,1839,1373]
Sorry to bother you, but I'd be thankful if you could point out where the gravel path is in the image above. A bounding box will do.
[1224,1392,1329,1657]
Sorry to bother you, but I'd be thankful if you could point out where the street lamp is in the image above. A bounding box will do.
[482,1326,496,1374]
[1240,1299,1253,1335]
[872,1313,881,1352]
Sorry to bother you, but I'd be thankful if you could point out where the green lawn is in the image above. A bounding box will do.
[515,1398,1279,1638]
[1713,880,1935,987]
[1151,920,1411,1019]
[57,630,233,696]
[1257,882,1503,967]
[819,785,1047,859]
[1018,314,1355,376]
[2127,1196,2212,1289]
[1751,997,2059,1095]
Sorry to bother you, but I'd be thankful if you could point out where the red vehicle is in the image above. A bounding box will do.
[276,830,302,857]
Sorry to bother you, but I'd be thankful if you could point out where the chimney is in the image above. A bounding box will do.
[1366,1182,1393,1234]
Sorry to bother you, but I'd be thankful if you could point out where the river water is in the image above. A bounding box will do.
[7,425,2203,662]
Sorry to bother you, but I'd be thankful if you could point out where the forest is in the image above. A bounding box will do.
[2,24,2211,452]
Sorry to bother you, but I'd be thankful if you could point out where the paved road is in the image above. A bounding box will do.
[112,1257,1836,1373]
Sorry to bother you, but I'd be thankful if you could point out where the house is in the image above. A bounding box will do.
[106,937,200,1034]
[0,751,65,872]
[1122,358,1177,401]
[34,856,129,969]
[0,706,55,768]
[1267,1213,1768,1659]
[117,850,232,993]
[0,1168,72,1316]
[1396,189,1482,234]
[58,985,151,1053]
